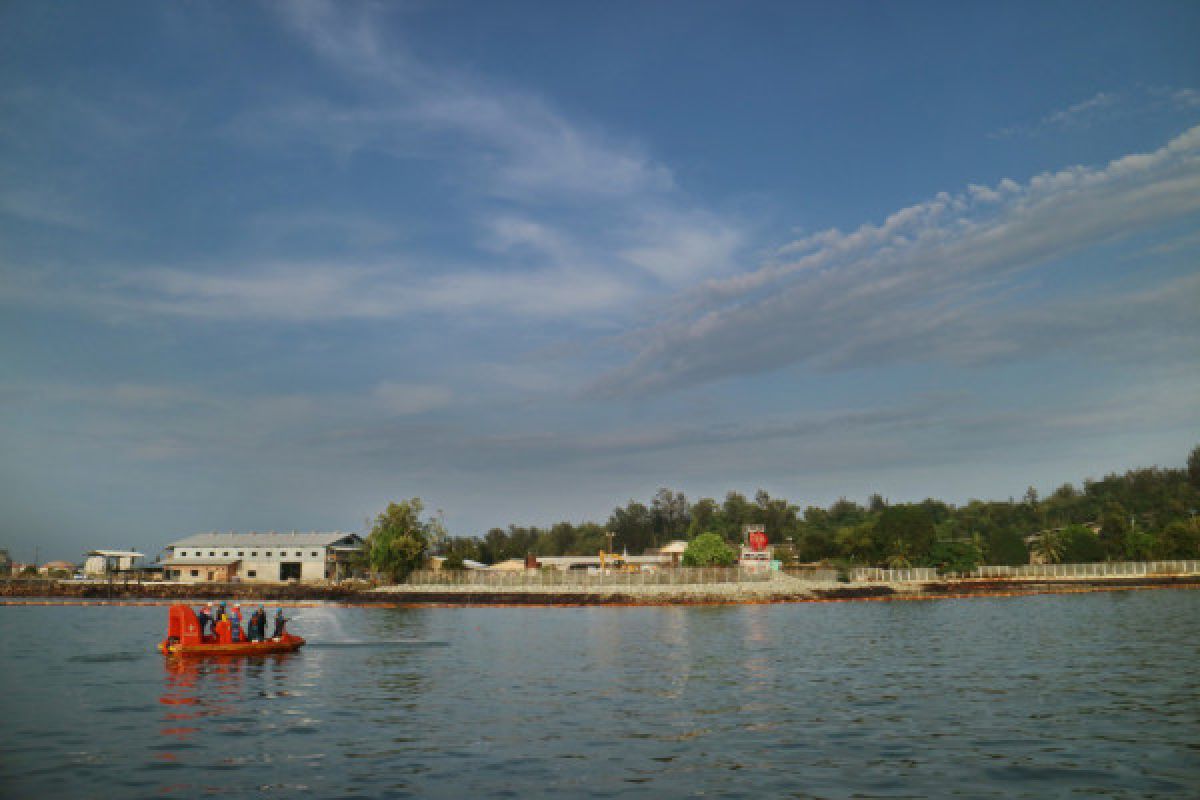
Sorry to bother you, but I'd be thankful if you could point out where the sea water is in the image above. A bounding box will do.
[1,590,1198,798]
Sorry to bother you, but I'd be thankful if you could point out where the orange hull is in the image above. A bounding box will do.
[159,634,306,656]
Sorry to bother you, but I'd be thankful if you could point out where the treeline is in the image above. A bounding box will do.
[439,446,1200,571]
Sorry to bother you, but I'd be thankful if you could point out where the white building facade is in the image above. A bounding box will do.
[84,550,145,576]
[160,532,364,584]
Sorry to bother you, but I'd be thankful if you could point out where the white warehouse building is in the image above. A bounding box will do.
[160,531,365,584]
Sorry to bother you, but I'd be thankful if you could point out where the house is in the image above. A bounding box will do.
[429,556,488,570]
[84,550,145,576]
[647,540,689,567]
[39,560,77,576]
[159,531,365,584]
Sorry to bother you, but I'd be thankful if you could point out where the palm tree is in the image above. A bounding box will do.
[1033,530,1065,564]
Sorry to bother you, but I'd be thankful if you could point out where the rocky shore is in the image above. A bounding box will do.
[4,573,1199,606]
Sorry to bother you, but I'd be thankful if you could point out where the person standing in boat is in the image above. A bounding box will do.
[255,606,268,641]
[231,604,244,642]
[196,603,212,637]
[246,607,262,641]
[273,608,287,638]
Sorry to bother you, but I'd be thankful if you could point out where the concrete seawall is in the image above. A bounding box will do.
[4,574,1199,606]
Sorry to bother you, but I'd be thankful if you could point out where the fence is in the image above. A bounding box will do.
[784,567,841,582]
[853,559,1200,583]
[407,567,773,587]
[852,567,939,583]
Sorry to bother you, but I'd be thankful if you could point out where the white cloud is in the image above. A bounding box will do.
[264,1,672,201]
[992,85,1200,139]
[594,125,1200,395]
[619,211,744,285]
[1042,91,1118,127]
[26,257,634,322]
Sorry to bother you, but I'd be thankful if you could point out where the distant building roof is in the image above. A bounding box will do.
[160,557,242,566]
[87,550,144,558]
[490,558,528,571]
[655,540,689,554]
[41,560,76,570]
[167,532,363,548]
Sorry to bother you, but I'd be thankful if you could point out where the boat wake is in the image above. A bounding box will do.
[68,652,145,663]
[307,640,448,648]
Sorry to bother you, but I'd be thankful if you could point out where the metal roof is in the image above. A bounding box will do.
[87,549,145,557]
[167,531,363,548]
[160,557,242,566]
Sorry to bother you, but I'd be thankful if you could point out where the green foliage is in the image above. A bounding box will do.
[928,539,984,574]
[367,498,434,582]
[1060,524,1105,563]
[871,505,936,566]
[986,529,1029,566]
[435,445,1200,569]
[681,533,736,567]
[1033,530,1065,564]
[1160,519,1200,558]
[441,553,466,571]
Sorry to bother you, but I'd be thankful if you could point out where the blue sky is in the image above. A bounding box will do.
[2,1,1198,561]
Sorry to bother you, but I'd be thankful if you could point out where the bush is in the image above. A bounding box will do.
[682,533,736,567]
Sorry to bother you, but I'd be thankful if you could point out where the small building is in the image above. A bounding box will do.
[647,540,689,567]
[159,531,365,584]
[429,556,488,570]
[39,560,77,576]
[84,550,145,576]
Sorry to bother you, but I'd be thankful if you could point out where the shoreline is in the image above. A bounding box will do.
[3,575,1199,607]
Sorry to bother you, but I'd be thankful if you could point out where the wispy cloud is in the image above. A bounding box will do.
[594,125,1200,396]
[992,85,1200,139]
[255,1,672,202]
[992,91,1119,138]
[30,260,635,321]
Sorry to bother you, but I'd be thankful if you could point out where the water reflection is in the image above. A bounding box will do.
[4,596,1199,798]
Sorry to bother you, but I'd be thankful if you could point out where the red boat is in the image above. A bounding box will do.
[158,604,305,656]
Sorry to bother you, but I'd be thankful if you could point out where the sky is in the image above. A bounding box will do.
[2,1,1198,562]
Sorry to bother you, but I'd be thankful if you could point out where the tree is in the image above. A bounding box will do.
[687,497,719,539]
[367,498,435,582]
[1161,519,1200,558]
[682,533,736,567]
[607,501,654,553]
[1060,524,1105,563]
[986,529,1029,566]
[1189,444,1200,490]
[928,540,983,574]
[1033,530,1065,564]
[651,488,690,543]
[870,505,936,566]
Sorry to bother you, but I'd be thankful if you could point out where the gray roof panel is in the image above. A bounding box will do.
[168,532,363,548]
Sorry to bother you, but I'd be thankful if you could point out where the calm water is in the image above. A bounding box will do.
[1,591,1198,798]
